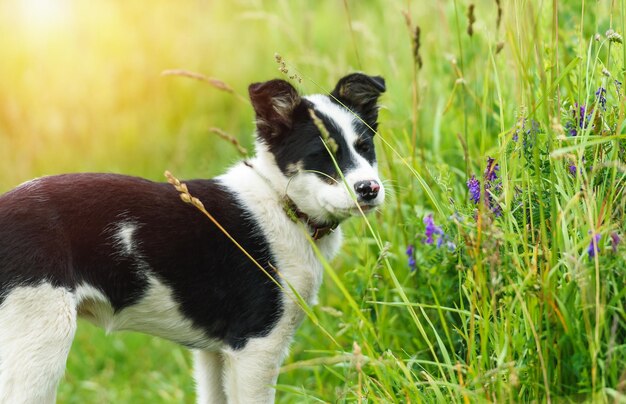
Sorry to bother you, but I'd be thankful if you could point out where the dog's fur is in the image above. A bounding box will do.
[0,73,385,403]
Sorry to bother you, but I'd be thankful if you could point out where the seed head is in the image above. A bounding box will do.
[413,26,423,69]
[467,4,476,37]
[309,109,338,155]
[274,53,302,83]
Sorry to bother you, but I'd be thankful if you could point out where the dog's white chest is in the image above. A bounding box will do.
[219,163,343,308]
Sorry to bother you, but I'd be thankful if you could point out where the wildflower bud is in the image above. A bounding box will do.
[595,33,601,41]
[602,68,611,77]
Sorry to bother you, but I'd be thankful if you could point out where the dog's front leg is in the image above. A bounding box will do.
[221,334,292,404]
[194,350,227,404]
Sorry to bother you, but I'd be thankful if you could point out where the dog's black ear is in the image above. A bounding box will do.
[249,79,301,140]
[330,73,386,132]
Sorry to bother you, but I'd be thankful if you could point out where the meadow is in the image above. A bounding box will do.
[1,0,625,402]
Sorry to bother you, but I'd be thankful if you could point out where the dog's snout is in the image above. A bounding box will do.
[354,180,380,201]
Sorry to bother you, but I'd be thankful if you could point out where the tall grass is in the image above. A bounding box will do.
[2,0,626,402]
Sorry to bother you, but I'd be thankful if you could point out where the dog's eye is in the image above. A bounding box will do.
[355,141,370,154]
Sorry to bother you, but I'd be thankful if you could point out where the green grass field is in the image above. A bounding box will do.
[2,0,626,402]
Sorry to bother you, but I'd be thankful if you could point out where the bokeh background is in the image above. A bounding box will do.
[0,0,418,188]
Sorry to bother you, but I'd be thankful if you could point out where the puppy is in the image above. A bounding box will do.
[0,73,386,403]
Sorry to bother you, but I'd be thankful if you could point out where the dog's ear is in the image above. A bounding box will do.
[249,79,301,140]
[330,73,385,132]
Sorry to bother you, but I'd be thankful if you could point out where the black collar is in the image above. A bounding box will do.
[244,161,339,240]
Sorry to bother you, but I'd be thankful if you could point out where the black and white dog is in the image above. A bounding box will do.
[0,73,385,403]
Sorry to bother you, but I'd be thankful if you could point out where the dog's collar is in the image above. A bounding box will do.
[244,161,339,240]
[281,196,339,240]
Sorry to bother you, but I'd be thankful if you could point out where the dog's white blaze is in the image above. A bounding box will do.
[112,221,139,256]
[0,283,77,403]
[305,93,383,172]
[118,223,136,254]
[304,94,360,145]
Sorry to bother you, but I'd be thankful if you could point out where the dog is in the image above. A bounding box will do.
[0,73,386,403]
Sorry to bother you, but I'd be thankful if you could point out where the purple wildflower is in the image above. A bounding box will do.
[576,103,587,129]
[424,214,444,246]
[588,233,601,259]
[569,103,594,136]
[406,244,416,270]
[611,232,621,253]
[514,118,540,144]
[483,157,502,216]
[467,175,481,204]
[489,200,502,217]
[484,157,499,182]
[568,163,577,175]
[595,87,607,110]
[567,124,578,137]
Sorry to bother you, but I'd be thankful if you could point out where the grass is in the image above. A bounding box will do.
[2,0,626,402]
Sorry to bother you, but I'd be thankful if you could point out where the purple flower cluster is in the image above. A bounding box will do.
[406,244,416,271]
[423,214,456,250]
[424,214,445,247]
[467,175,481,204]
[406,215,456,270]
[611,232,621,253]
[567,87,606,137]
[595,87,607,110]
[484,157,499,182]
[467,157,502,216]
[512,118,540,149]
[588,233,601,259]
[568,156,586,176]
[568,164,577,175]
[586,231,621,259]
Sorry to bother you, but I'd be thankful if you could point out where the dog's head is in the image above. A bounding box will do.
[249,73,386,227]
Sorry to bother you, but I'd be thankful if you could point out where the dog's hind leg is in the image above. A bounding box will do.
[193,350,227,404]
[0,283,77,404]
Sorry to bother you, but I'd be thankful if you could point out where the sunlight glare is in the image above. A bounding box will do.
[18,0,73,33]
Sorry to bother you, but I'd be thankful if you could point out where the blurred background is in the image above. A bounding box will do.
[0,0,421,189]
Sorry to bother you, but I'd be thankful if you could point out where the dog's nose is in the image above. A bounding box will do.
[354,180,380,201]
